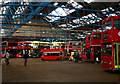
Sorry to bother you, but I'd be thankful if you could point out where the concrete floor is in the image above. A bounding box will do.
[2,58,120,82]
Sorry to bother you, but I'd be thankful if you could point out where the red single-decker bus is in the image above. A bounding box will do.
[41,48,64,61]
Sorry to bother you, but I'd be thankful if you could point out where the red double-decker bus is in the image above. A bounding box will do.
[1,41,7,58]
[83,34,91,60]
[1,41,18,58]
[66,45,83,55]
[65,41,83,60]
[90,32,102,62]
[6,41,18,57]
[66,42,83,54]
[83,32,101,62]
[16,41,31,57]
[85,34,91,49]
[101,16,120,71]
[41,48,64,61]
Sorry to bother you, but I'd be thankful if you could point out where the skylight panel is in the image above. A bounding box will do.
[72,13,102,26]
[61,6,69,14]
[54,2,58,6]
[105,8,109,12]
[109,7,114,11]
[47,0,83,22]
[92,20,96,23]
[77,5,83,8]
[108,13,117,16]
[84,0,95,3]
[68,0,83,8]
[69,9,76,13]
[116,11,120,14]
[61,4,76,14]
[97,20,100,22]
[90,20,93,23]
[60,24,66,27]
[50,11,58,16]
[1,29,4,33]
[101,9,106,14]
[47,10,59,20]
[82,16,88,19]
[3,0,10,4]
[88,14,92,17]
[2,7,8,14]
[55,8,67,16]
[87,22,90,24]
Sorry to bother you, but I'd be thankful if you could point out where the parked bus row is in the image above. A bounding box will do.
[1,41,83,59]
[83,16,120,71]
[1,41,50,58]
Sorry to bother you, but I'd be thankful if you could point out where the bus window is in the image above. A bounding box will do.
[103,33,108,41]
[113,19,120,29]
[18,43,23,45]
[102,44,112,56]
[23,43,29,46]
[44,53,47,56]
[93,33,101,39]
[88,36,90,40]
[8,43,18,46]
[17,50,23,55]
[102,20,111,32]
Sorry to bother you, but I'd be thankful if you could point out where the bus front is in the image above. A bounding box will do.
[6,41,18,57]
[17,41,31,57]
[84,34,91,61]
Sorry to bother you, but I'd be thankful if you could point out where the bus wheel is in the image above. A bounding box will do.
[56,58,59,61]
[41,58,44,61]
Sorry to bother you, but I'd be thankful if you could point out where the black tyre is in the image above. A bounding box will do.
[56,58,59,61]
[41,58,44,61]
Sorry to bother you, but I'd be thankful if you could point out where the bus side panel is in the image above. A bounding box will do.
[50,56,61,60]
[101,56,113,70]
[101,56,109,70]
[16,53,23,57]
[41,56,61,60]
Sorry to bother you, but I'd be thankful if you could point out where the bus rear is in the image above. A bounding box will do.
[90,32,101,62]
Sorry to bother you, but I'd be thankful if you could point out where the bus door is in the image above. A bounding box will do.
[114,43,120,69]
[94,46,101,61]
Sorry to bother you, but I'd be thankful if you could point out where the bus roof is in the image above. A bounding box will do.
[92,32,101,34]
[32,41,41,43]
[40,42,49,44]
[8,41,18,43]
[32,41,49,44]
[18,41,31,43]
[43,51,61,53]
[102,16,120,24]
[41,48,64,52]
[53,42,65,43]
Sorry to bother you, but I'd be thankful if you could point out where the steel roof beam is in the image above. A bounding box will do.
[2,3,113,13]
[1,13,102,21]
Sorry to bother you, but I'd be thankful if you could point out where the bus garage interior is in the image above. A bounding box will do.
[0,0,120,83]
